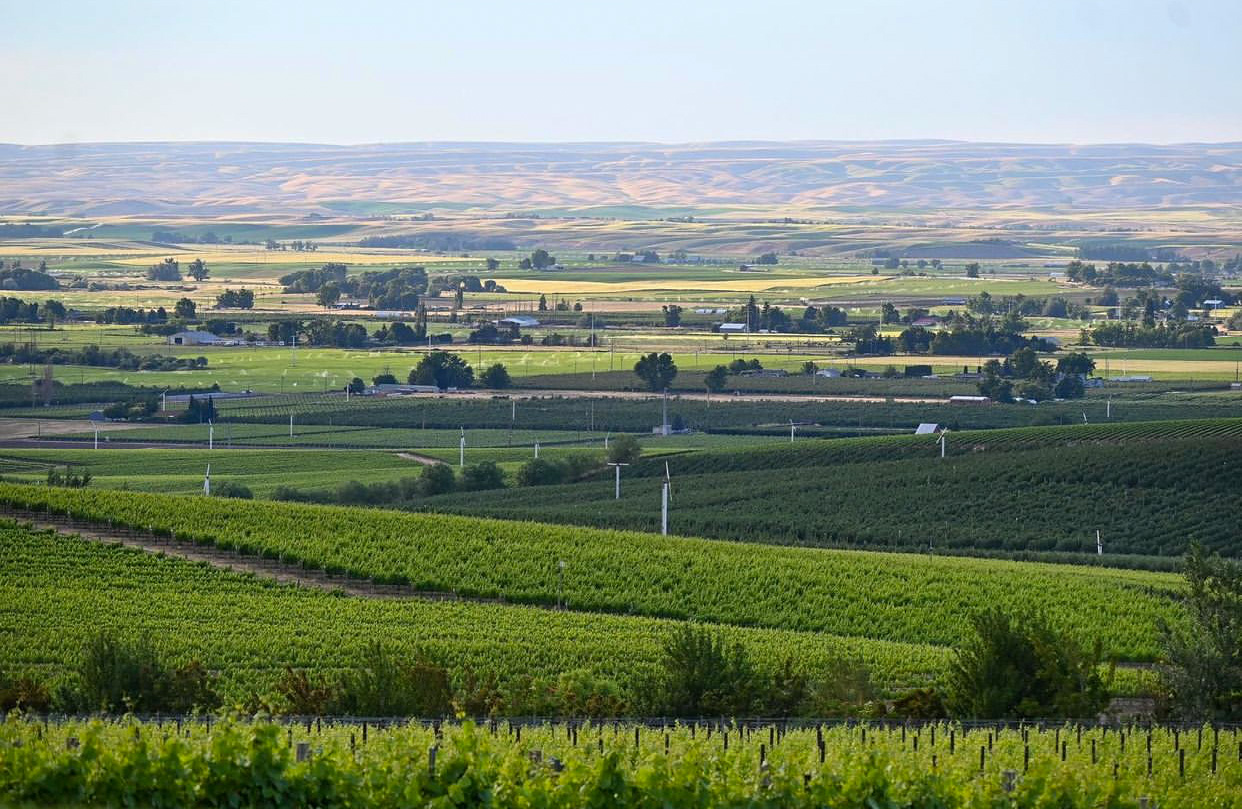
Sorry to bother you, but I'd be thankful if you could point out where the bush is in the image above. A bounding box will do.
[945,610,1111,719]
[418,463,457,496]
[516,458,566,487]
[68,632,217,714]
[0,671,52,712]
[460,461,505,491]
[605,434,642,465]
[657,625,757,716]
[211,480,253,499]
[479,363,511,389]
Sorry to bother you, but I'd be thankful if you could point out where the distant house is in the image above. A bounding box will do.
[167,330,230,346]
[914,423,941,435]
[739,369,788,378]
[717,323,749,333]
[498,316,540,328]
[942,297,967,306]
[694,307,727,315]
[911,316,940,328]
[815,368,841,378]
[948,395,991,405]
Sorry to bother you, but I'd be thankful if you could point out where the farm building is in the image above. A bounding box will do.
[167,330,231,346]
[911,316,941,328]
[949,395,991,405]
[498,316,540,329]
[815,368,841,378]
[739,368,788,378]
[717,322,749,333]
[914,423,941,435]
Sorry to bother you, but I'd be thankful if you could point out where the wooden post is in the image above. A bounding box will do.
[296,742,310,762]
[429,745,438,777]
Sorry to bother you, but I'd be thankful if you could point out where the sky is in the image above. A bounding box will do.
[2,0,1240,145]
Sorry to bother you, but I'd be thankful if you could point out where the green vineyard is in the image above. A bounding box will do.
[1,717,1238,808]
[423,433,1242,561]
[0,484,1183,661]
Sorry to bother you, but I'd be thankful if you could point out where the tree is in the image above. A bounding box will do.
[485,257,500,272]
[1056,352,1096,377]
[417,463,456,496]
[657,625,757,716]
[480,363,511,389]
[704,364,729,393]
[461,461,505,491]
[1053,374,1085,399]
[1160,544,1242,720]
[317,283,341,308]
[965,263,981,278]
[530,249,555,269]
[634,352,677,392]
[410,351,474,390]
[187,258,209,282]
[880,302,900,324]
[347,377,365,394]
[538,294,548,312]
[146,258,181,282]
[173,298,196,320]
[372,372,398,385]
[662,304,683,327]
[606,434,641,465]
[945,610,1110,719]
[755,252,779,265]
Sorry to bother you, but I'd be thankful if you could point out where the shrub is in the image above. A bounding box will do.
[460,461,505,491]
[945,610,1111,719]
[417,463,457,496]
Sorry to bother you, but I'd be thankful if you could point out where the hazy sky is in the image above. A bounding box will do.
[3,0,1239,145]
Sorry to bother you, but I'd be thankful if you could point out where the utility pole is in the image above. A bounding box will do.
[289,413,294,438]
[661,481,669,535]
[93,426,99,450]
[940,429,947,459]
[459,427,465,468]
[1096,529,1103,556]
[607,462,629,499]
[208,422,214,450]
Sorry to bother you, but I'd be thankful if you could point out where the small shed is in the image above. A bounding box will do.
[949,395,992,405]
[498,316,540,328]
[167,330,228,346]
[914,423,941,435]
[815,368,841,378]
[718,323,749,333]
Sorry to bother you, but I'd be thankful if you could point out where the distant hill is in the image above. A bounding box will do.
[1,140,1240,215]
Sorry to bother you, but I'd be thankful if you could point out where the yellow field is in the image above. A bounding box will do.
[490,275,886,294]
[112,249,475,267]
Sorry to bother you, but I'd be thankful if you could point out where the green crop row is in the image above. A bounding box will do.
[2,717,1237,807]
[427,436,1242,561]
[0,483,1183,660]
[0,524,946,697]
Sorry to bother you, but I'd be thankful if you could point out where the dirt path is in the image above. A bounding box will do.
[0,418,160,441]
[395,451,443,465]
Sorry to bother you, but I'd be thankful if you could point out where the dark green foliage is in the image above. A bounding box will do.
[704,364,729,392]
[460,461,505,491]
[215,288,253,308]
[0,672,51,712]
[418,463,457,496]
[605,434,641,465]
[479,363,511,389]
[633,352,677,391]
[657,625,757,716]
[945,610,1110,719]
[410,351,474,390]
[46,466,91,488]
[211,480,253,499]
[1160,543,1242,720]
[68,633,217,714]
[372,372,398,385]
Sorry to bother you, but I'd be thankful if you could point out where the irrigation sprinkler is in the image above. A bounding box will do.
[606,462,629,499]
